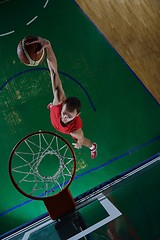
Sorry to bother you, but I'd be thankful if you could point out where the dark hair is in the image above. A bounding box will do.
[64,97,81,113]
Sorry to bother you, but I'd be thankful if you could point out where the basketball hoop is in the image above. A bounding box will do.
[9,131,76,220]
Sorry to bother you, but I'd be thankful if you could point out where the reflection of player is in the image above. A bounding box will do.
[27,37,97,159]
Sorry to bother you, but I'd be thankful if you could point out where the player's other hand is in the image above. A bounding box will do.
[72,142,82,149]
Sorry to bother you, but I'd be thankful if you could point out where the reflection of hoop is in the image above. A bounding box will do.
[9,131,76,219]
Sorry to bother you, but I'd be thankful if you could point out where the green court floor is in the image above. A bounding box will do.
[0,0,160,238]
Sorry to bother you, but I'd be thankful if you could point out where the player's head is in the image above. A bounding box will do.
[61,97,81,124]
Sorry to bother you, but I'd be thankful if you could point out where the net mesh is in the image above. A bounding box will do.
[9,132,76,199]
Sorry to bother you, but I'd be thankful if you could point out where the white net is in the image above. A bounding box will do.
[9,131,76,199]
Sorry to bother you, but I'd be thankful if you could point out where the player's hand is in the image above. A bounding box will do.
[72,142,82,149]
[25,37,50,54]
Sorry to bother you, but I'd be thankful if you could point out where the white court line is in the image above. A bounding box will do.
[43,0,49,8]
[0,30,14,37]
[26,16,38,26]
[0,0,50,37]
[67,197,122,240]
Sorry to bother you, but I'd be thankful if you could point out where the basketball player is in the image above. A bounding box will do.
[27,37,97,159]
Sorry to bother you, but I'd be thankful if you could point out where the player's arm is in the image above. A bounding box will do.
[70,128,85,149]
[44,41,66,105]
[26,37,66,105]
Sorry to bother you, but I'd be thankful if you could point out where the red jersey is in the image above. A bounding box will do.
[49,103,83,134]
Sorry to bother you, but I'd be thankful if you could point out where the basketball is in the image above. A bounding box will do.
[17,36,45,66]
